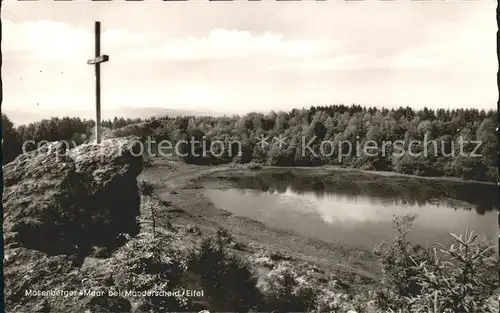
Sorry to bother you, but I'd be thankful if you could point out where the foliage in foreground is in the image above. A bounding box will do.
[189,228,262,312]
[373,214,499,313]
[185,217,498,312]
[74,211,498,313]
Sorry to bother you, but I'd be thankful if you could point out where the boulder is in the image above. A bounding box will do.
[3,137,143,255]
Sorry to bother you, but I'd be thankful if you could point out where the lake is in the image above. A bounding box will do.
[204,170,499,250]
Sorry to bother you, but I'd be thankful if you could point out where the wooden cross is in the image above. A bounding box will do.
[87,21,109,144]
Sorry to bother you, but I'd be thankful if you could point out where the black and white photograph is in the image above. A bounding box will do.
[1,1,499,312]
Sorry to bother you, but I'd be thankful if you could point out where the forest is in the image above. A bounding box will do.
[2,105,498,182]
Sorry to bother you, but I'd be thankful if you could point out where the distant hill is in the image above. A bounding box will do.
[2,106,233,126]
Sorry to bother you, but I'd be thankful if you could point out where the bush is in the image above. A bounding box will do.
[260,261,316,311]
[373,214,430,303]
[190,229,262,312]
[185,224,202,236]
[408,228,498,313]
[112,231,189,311]
[313,280,357,312]
[373,214,499,313]
[138,180,154,196]
[143,154,153,168]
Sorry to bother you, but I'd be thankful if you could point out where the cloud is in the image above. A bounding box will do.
[3,21,329,62]
[5,17,493,73]
[267,18,497,73]
[3,5,496,116]
[3,20,91,60]
[102,29,151,46]
[266,54,444,72]
[129,29,328,60]
[2,20,150,60]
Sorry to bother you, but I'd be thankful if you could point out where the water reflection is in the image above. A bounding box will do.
[229,172,498,214]
[205,171,498,250]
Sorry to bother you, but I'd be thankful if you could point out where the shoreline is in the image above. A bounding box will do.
[139,159,383,287]
[138,158,498,290]
[225,164,498,186]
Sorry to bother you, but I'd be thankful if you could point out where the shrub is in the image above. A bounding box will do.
[190,230,262,312]
[373,213,431,307]
[260,261,316,312]
[138,180,154,196]
[373,214,499,313]
[112,231,189,311]
[408,228,498,313]
[215,227,234,245]
[185,224,202,236]
[143,154,153,168]
[313,280,357,313]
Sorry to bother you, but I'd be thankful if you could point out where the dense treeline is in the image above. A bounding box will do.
[1,115,153,164]
[2,105,498,181]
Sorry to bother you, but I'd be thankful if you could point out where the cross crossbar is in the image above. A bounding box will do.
[87,55,109,65]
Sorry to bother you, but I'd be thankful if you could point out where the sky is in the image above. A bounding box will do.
[2,1,498,125]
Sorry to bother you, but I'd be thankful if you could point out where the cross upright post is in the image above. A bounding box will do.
[87,21,109,144]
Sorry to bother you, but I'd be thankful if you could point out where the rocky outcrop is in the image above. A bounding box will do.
[94,120,164,141]
[3,137,143,255]
[3,137,146,312]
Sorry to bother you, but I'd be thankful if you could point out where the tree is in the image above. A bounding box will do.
[476,118,497,166]
[2,114,22,164]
